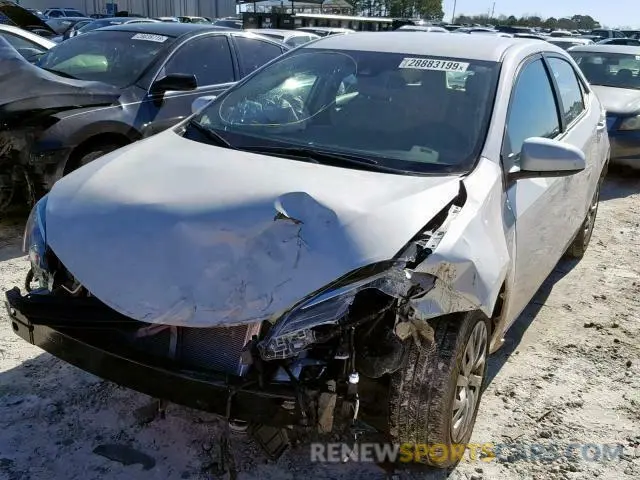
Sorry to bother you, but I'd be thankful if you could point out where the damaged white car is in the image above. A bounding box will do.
[6,33,608,466]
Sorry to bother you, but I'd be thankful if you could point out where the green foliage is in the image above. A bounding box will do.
[347,0,444,20]
[453,13,600,30]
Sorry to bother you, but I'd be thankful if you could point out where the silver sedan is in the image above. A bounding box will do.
[7,32,608,468]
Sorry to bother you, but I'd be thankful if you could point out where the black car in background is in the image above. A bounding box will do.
[0,0,57,37]
[0,23,288,211]
[45,16,92,40]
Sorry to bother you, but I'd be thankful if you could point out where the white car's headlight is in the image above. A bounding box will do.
[259,263,428,360]
[619,115,640,130]
[23,195,49,284]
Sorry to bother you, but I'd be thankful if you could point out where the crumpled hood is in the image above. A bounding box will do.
[592,85,640,115]
[0,37,120,121]
[45,130,462,327]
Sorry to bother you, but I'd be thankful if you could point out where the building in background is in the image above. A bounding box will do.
[16,0,236,18]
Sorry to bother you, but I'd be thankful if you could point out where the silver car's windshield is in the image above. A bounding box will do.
[189,48,499,174]
[570,51,640,89]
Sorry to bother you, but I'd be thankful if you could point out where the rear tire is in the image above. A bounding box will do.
[388,311,490,468]
[566,182,600,259]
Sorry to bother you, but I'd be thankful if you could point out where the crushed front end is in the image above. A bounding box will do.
[0,114,68,211]
[5,186,482,434]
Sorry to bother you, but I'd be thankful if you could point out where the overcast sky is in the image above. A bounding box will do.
[442,0,639,28]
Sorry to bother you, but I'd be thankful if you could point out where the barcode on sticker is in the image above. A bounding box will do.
[398,58,469,72]
[132,33,168,43]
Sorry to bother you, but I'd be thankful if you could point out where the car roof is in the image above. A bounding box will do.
[249,28,310,37]
[569,44,640,54]
[47,16,90,21]
[95,22,232,36]
[298,26,352,32]
[307,31,541,62]
[548,37,591,43]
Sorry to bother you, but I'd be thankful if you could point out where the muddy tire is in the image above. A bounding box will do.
[388,311,491,468]
[566,182,600,259]
[71,144,122,172]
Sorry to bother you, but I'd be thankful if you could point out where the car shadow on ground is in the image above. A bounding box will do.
[485,257,581,386]
[600,167,640,202]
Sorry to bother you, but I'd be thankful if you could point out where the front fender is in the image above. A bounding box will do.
[408,157,511,330]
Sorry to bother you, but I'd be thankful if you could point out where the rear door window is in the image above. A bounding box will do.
[163,35,235,86]
[234,36,285,76]
[547,57,585,126]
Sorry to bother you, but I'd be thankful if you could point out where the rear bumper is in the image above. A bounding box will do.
[4,287,302,426]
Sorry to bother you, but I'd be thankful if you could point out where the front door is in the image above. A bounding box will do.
[138,34,238,138]
[503,56,597,324]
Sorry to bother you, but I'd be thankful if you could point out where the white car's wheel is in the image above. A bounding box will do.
[388,311,490,468]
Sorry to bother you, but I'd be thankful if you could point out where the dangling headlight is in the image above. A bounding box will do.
[23,195,50,287]
[258,262,428,360]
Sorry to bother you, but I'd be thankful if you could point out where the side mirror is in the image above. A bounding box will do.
[150,73,197,97]
[191,95,217,114]
[509,137,586,180]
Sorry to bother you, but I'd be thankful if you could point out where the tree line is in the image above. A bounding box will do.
[345,1,602,30]
[348,0,444,19]
[453,14,601,30]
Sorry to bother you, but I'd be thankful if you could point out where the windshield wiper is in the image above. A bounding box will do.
[240,145,404,173]
[186,121,235,149]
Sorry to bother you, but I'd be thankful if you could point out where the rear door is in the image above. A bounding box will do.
[503,55,599,323]
[139,34,238,137]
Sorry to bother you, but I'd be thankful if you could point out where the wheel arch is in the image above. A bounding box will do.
[64,132,135,175]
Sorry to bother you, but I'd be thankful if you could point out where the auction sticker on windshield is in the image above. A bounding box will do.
[131,33,168,43]
[398,58,469,72]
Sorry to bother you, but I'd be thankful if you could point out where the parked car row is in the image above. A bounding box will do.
[0,22,289,210]
[3,31,612,469]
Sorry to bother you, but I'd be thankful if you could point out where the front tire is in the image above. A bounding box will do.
[75,144,122,169]
[388,311,490,468]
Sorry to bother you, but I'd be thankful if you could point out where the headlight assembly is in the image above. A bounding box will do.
[258,262,430,360]
[23,195,50,287]
[619,115,640,131]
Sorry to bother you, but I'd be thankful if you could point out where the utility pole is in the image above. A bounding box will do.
[451,0,457,24]
[490,2,496,19]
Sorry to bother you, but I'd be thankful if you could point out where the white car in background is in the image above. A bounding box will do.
[246,28,320,48]
[7,32,608,468]
[396,25,449,33]
[0,24,55,61]
[295,26,355,36]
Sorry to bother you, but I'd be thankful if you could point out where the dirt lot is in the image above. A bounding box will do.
[0,173,639,480]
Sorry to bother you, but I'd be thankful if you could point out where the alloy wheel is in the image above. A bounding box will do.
[451,321,488,443]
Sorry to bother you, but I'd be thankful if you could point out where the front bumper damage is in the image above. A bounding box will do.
[6,158,511,434]
[0,128,68,210]
[4,287,308,427]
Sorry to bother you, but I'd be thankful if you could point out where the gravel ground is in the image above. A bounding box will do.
[0,173,638,480]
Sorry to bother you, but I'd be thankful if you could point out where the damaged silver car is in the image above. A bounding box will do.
[5,32,609,467]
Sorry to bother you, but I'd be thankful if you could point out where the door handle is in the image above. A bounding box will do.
[596,121,606,131]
